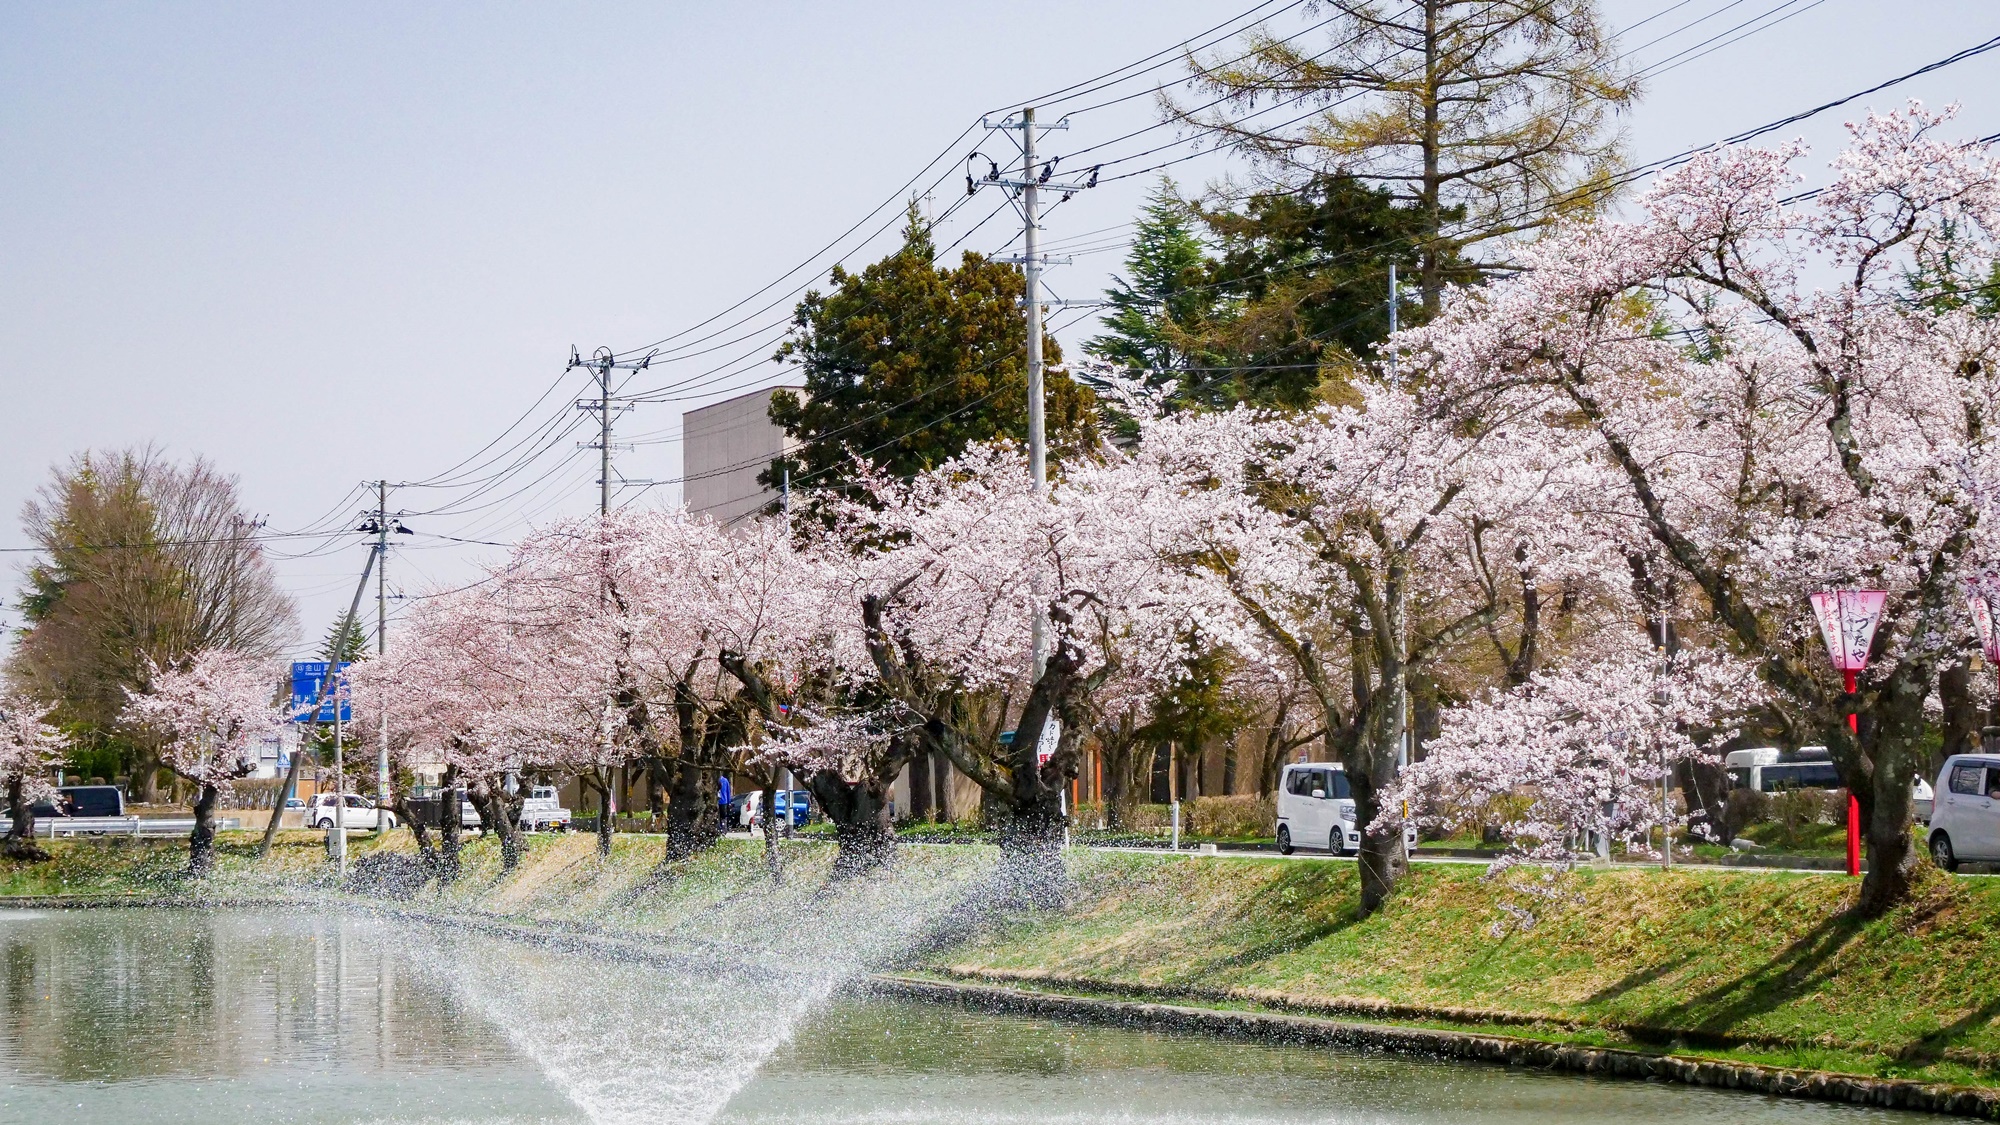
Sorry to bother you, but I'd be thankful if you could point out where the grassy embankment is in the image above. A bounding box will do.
[2,831,1996,1090]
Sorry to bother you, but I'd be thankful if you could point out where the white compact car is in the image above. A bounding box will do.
[1275,763,1416,856]
[305,793,396,831]
[1926,755,2000,871]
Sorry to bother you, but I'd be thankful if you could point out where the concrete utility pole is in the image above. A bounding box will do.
[568,346,660,516]
[1387,261,1399,381]
[374,481,390,836]
[323,544,377,878]
[967,107,1098,678]
[598,358,612,517]
[1022,107,1046,498]
[258,544,375,860]
[568,346,656,834]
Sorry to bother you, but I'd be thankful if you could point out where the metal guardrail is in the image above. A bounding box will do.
[0,816,242,838]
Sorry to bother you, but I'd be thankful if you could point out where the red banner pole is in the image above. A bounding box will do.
[1844,669,1861,878]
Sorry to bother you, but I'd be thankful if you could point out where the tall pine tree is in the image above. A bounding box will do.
[1084,180,1222,379]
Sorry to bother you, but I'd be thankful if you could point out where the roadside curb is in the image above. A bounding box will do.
[867,974,2000,1119]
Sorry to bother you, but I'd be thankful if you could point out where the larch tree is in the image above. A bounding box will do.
[1171,0,1639,312]
[9,449,296,795]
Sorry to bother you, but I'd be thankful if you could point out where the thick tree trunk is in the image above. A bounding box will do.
[3,776,49,862]
[1348,607,1409,917]
[1347,722,1407,916]
[136,759,162,805]
[932,752,951,821]
[469,780,524,872]
[908,752,933,821]
[664,756,721,862]
[1859,761,1919,916]
[1939,657,1978,779]
[188,783,221,877]
[991,658,1080,905]
[995,796,1064,904]
[806,771,896,878]
[438,767,462,884]
[592,768,613,857]
[390,793,436,865]
[1852,676,1928,917]
[646,756,667,816]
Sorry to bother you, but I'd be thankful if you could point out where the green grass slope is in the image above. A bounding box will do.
[917,851,2000,1085]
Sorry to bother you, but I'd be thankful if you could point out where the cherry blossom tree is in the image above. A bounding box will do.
[499,512,825,860]
[350,567,625,876]
[789,441,1193,889]
[1391,638,1759,877]
[1405,104,2000,912]
[1129,383,1591,914]
[121,650,286,875]
[0,690,66,861]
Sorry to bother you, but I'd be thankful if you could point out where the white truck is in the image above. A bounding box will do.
[518,786,571,832]
[457,786,570,832]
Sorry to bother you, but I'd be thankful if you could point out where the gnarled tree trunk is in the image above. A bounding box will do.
[390,792,435,866]
[3,776,49,862]
[664,754,722,861]
[468,778,524,872]
[438,765,462,883]
[188,782,222,876]
[806,769,897,877]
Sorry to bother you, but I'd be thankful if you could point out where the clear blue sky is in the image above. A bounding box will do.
[5,0,1999,657]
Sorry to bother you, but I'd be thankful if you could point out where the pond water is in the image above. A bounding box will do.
[0,907,1935,1125]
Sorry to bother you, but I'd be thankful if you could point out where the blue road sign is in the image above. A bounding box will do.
[289,661,351,723]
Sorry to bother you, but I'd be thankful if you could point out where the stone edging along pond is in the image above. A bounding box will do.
[866,975,2000,1120]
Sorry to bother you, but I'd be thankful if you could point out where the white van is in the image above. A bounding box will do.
[1724,746,1843,792]
[1726,746,1935,822]
[1275,763,1415,856]
[1926,755,2000,871]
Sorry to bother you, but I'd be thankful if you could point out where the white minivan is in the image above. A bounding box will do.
[305,793,396,831]
[1275,763,1416,856]
[1927,755,2000,871]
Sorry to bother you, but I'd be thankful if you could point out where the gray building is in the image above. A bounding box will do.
[681,386,801,525]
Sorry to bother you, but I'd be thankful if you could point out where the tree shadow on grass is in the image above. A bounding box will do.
[1583,950,1701,1005]
[1171,865,1370,981]
[1635,904,1892,1036]
[1896,992,2000,1067]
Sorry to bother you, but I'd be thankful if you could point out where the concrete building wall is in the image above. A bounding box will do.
[682,387,801,526]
